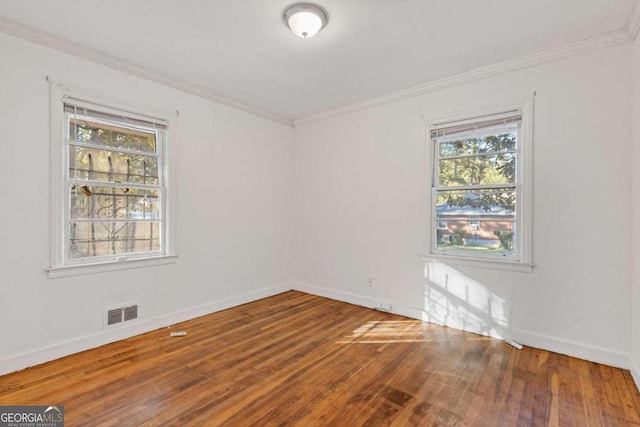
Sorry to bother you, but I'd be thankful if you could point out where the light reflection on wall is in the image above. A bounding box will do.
[423,261,509,339]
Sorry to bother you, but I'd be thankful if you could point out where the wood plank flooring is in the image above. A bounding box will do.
[1,291,639,426]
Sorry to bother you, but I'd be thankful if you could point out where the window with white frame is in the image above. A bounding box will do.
[427,103,532,268]
[48,84,175,276]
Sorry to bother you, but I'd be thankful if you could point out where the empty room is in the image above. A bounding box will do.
[2,0,640,425]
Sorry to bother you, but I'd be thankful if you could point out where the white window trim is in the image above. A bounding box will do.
[423,99,534,273]
[47,81,178,278]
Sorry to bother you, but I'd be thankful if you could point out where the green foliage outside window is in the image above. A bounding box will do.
[438,134,516,212]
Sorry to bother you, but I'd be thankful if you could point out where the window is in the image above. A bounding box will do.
[426,102,532,270]
[48,83,176,277]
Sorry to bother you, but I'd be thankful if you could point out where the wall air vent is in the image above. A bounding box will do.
[105,303,139,328]
[107,308,123,325]
[124,305,138,321]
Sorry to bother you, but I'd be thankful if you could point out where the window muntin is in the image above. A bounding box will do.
[64,104,167,263]
[430,110,523,261]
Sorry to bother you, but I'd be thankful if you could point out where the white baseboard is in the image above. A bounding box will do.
[509,328,629,369]
[0,282,292,376]
[630,358,640,393]
[293,281,376,310]
[3,281,633,378]
[152,282,292,330]
[293,281,631,370]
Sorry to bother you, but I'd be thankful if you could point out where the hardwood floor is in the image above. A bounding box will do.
[1,291,639,426]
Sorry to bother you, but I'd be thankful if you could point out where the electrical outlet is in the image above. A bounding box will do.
[368,277,374,287]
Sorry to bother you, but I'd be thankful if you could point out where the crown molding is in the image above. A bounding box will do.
[0,16,293,127]
[1,11,637,129]
[293,29,632,127]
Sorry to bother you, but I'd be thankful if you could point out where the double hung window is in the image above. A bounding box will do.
[48,84,175,276]
[427,103,532,270]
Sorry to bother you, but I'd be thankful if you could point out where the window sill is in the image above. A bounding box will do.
[46,254,179,279]
[421,254,533,273]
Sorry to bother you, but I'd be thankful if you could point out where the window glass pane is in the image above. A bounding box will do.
[435,189,515,254]
[438,133,516,157]
[70,186,160,221]
[69,221,161,259]
[68,145,158,185]
[436,189,515,215]
[68,117,156,153]
[438,152,516,186]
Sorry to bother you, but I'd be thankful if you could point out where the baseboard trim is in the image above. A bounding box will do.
[292,281,431,323]
[292,281,376,310]
[0,282,293,376]
[3,281,632,377]
[293,281,630,370]
[505,328,629,369]
[630,358,640,393]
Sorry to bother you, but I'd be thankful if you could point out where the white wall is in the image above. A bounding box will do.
[0,33,294,374]
[293,44,633,368]
[632,34,640,386]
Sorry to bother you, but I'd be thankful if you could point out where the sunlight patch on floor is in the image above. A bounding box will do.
[337,320,434,344]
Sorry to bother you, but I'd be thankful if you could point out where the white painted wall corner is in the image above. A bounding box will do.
[292,281,376,311]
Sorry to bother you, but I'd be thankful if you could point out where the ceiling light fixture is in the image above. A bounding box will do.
[283,3,328,39]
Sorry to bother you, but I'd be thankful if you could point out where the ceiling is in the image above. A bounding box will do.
[0,0,637,124]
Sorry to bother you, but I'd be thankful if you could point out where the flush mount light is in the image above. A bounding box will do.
[283,3,328,38]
